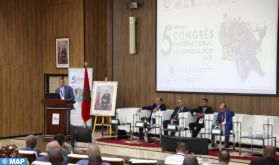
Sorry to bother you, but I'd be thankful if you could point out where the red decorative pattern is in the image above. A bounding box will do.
[96,137,161,148]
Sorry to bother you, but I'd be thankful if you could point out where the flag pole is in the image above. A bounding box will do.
[83,61,88,128]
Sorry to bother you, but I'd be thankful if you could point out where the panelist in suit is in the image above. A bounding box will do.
[139,97,167,140]
[142,97,167,124]
[55,78,75,101]
[189,98,214,138]
[211,103,234,148]
[250,146,279,165]
[163,99,189,136]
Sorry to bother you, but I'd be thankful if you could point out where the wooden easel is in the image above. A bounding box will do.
[92,77,113,137]
[92,115,112,136]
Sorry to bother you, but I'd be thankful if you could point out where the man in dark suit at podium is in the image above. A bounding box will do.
[189,98,214,138]
[55,78,75,101]
[163,99,189,136]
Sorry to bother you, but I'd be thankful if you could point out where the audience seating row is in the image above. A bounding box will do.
[30,153,158,165]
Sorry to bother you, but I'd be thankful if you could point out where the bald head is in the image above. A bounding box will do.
[86,143,101,156]
[46,141,60,153]
[219,150,230,164]
[264,146,276,158]
[26,135,37,149]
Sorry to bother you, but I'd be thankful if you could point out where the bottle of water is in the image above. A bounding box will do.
[124,116,127,124]
[263,129,267,138]
[249,127,253,137]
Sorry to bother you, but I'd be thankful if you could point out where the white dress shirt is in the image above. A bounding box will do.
[59,86,65,99]
[165,153,186,165]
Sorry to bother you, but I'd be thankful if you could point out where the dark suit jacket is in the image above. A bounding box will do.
[142,104,167,111]
[170,106,189,120]
[190,106,214,123]
[216,108,234,129]
[55,85,75,101]
[250,157,279,165]
[36,155,68,165]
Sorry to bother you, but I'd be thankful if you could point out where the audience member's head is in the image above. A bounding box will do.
[86,143,101,156]
[219,103,227,112]
[182,156,198,165]
[177,99,185,107]
[0,144,18,158]
[176,142,188,155]
[155,97,163,105]
[48,148,64,165]
[54,134,65,147]
[264,146,276,158]
[46,141,60,153]
[218,150,230,164]
[89,153,103,165]
[201,98,208,107]
[25,135,37,149]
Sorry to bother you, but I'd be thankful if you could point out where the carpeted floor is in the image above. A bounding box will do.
[96,137,161,148]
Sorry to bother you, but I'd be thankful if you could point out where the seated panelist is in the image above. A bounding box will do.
[163,99,189,136]
[189,98,214,138]
[139,97,167,140]
[142,97,167,123]
[211,102,234,148]
[55,78,75,101]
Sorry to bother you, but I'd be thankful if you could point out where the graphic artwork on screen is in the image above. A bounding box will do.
[156,0,278,94]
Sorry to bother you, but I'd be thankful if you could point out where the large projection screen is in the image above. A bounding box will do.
[156,0,278,94]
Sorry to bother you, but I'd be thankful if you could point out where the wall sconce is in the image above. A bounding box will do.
[129,16,136,54]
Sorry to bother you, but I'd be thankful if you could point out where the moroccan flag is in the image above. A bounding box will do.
[81,67,91,122]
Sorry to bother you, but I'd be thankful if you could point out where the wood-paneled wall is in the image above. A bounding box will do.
[0,0,85,137]
[0,0,44,137]
[40,0,85,74]
[84,0,113,81]
[112,0,279,116]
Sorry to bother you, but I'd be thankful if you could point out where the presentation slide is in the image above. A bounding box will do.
[156,0,278,94]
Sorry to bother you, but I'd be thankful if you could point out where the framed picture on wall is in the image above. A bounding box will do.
[91,81,118,116]
[56,38,69,68]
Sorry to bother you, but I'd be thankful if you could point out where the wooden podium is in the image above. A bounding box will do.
[41,98,75,140]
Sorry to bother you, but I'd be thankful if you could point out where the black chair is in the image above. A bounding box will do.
[70,125,92,148]
[161,135,208,155]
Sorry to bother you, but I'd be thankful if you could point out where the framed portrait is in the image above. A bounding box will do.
[56,38,69,68]
[91,81,118,116]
